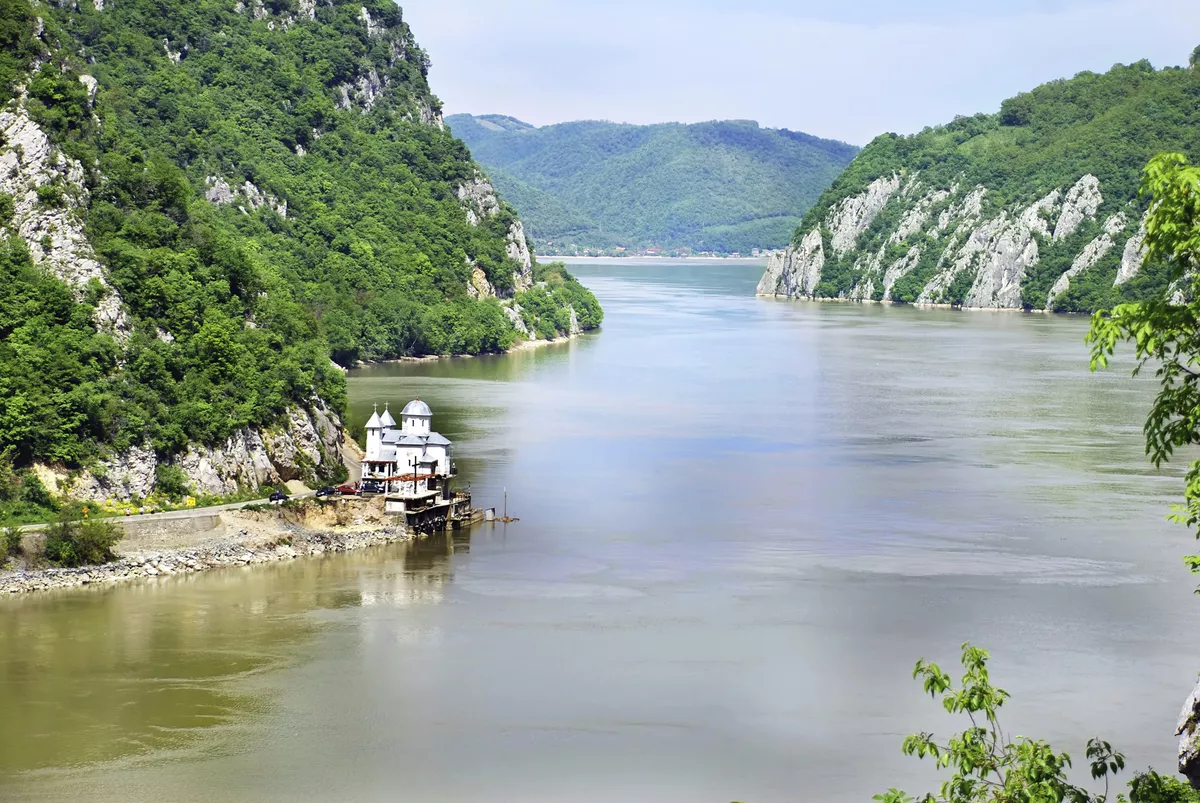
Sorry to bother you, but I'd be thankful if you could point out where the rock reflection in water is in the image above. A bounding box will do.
[0,530,471,779]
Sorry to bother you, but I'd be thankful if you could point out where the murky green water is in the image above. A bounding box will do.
[3,259,1198,802]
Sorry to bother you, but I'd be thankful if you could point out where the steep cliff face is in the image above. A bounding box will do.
[0,104,126,333]
[760,58,1200,312]
[457,171,534,295]
[56,403,344,502]
[759,171,1151,311]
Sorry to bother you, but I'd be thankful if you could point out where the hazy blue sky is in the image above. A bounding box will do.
[402,0,1200,144]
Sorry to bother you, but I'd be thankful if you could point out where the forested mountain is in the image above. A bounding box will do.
[758,57,1200,311]
[447,114,859,255]
[0,0,599,507]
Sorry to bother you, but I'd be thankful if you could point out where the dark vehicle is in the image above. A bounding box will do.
[336,483,360,496]
[269,490,288,503]
[360,480,384,495]
[315,487,336,498]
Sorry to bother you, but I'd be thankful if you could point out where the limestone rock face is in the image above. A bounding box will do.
[881,245,922,298]
[1178,679,1200,788]
[335,67,386,111]
[204,176,286,216]
[457,173,533,296]
[961,189,1059,309]
[1046,213,1127,308]
[504,302,530,337]
[359,6,382,38]
[828,174,902,257]
[457,173,502,226]
[1115,213,1149,286]
[758,168,1149,310]
[506,220,534,291]
[467,266,495,299]
[66,404,344,502]
[757,228,824,298]
[1054,175,1102,241]
[69,446,158,502]
[0,105,127,334]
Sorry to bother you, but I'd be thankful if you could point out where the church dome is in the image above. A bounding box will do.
[402,399,432,417]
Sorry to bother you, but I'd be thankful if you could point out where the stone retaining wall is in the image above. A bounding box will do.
[0,526,411,595]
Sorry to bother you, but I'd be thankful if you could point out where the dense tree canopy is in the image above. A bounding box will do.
[799,59,1200,309]
[0,0,599,476]
[448,114,858,255]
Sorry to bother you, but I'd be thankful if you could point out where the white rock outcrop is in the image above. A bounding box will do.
[359,6,382,38]
[507,220,533,291]
[757,170,1150,311]
[466,265,494,299]
[66,404,343,502]
[1115,212,1149,286]
[457,173,501,226]
[204,176,286,217]
[757,227,825,298]
[1179,679,1200,788]
[1045,213,1127,308]
[881,245,923,299]
[1053,175,1102,241]
[828,173,902,257]
[0,106,127,334]
[335,67,387,111]
[503,302,530,337]
[960,189,1059,308]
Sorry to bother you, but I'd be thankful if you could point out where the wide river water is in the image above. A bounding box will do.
[3,259,1199,802]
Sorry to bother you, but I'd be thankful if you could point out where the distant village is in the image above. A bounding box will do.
[538,244,767,259]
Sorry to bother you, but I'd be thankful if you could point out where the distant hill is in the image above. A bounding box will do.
[446,115,859,254]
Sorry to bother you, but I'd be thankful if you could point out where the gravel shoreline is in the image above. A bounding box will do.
[0,525,413,595]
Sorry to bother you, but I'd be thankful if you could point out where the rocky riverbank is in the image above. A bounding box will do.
[0,502,412,596]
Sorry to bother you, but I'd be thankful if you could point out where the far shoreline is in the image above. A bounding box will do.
[549,255,768,263]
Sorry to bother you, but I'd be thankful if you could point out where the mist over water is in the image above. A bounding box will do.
[3,259,1198,803]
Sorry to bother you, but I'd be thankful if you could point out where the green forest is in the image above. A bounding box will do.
[0,0,598,480]
[447,114,859,254]
[794,57,1200,310]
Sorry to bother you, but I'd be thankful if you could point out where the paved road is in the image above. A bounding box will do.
[19,492,318,532]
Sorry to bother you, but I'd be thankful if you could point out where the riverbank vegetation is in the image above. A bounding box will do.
[513,262,604,340]
[874,644,1198,803]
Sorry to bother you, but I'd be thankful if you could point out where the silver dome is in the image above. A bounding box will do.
[402,399,432,417]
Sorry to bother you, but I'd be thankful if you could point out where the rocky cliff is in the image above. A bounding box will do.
[0,0,584,505]
[759,172,1148,310]
[760,58,1200,312]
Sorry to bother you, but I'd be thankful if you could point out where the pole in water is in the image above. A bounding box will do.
[503,487,507,520]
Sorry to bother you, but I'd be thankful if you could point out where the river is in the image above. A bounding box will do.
[2,259,1198,802]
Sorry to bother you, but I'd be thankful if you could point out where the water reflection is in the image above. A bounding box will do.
[4,260,1200,803]
[0,530,475,780]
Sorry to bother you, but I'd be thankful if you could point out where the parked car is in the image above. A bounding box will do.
[269,490,288,503]
[336,483,360,496]
[360,480,384,495]
[315,487,336,498]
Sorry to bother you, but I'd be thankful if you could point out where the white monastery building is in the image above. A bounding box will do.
[362,399,455,486]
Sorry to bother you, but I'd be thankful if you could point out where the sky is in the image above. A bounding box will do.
[401,0,1200,145]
